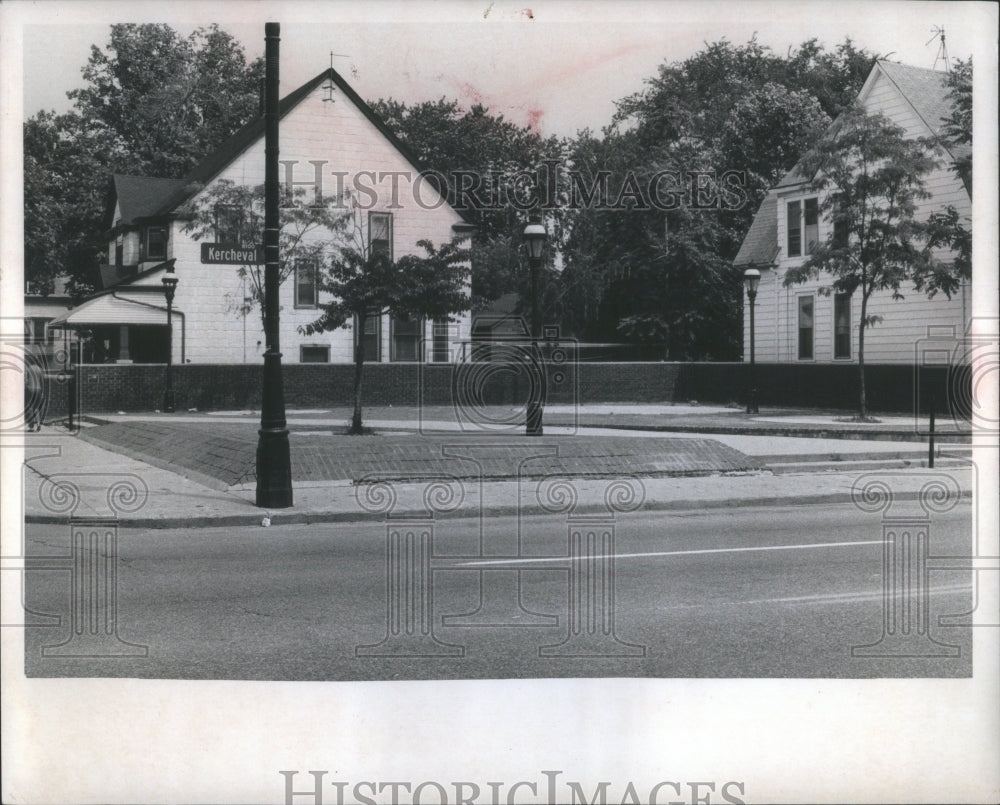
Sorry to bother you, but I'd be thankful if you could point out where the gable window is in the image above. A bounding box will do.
[300,345,330,363]
[391,314,422,362]
[787,201,801,257]
[215,205,244,246]
[295,260,318,308]
[834,293,851,359]
[144,226,167,261]
[832,195,849,249]
[797,295,814,360]
[354,313,382,362]
[369,212,393,260]
[803,198,819,254]
[787,198,820,257]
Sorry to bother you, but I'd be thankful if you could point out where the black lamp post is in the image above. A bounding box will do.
[255,21,293,508]
[743,267,760,414]
[161,267,178,413]
[524,219,546,436]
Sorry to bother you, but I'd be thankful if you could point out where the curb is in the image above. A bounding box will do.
[571,421,971,443]
[24,487,974,530]
[65,414,973,444]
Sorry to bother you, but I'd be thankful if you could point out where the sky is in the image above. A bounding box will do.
[11,0,994,139]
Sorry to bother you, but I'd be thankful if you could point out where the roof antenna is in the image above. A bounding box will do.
[927,26,950,72]
[323,51,351,102]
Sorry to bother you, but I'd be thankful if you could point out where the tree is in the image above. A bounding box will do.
[24,24,263,296]
[179,180,350,327]
[923,58,972,295]
[370,97,567,309]
[783,103,944,418]
[301,225,470,434]
[557,37,874,356]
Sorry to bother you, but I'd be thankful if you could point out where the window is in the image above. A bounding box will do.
[832,195,849,249]
[215,205,244,246]
[369,212,393,260]
[391,314,423,362]
[834,293,851,359]
[115,235,123,267]
[787,200,801,257]
[787,197,819,257]
[803,198,819,254]
[300,345,330,363]
[144,226,167,260]
[797,295,814,360]
[295,261,318,308]
[354,313,381,362]
[432,318,450,363]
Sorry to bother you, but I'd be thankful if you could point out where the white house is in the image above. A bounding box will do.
[51,67,475,365]
[735,60,971,364]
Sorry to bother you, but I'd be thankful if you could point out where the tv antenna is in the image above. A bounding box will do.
[927,26,950,72]
[322,51,354,102]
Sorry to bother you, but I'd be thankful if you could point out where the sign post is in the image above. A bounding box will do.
[255,21,293,508]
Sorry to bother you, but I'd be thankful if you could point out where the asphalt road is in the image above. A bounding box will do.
[22,502,974,679]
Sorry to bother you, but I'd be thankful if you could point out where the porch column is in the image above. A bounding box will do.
[116,325,132,363]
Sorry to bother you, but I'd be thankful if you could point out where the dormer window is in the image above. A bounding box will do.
[143,226,168,261]
[787,197,819,257]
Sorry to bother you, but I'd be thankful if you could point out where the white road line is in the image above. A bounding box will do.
[457,539,884,566]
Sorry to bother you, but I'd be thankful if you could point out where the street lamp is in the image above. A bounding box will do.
[161,267,178,413]
[524,218,546,436]
[743,268,760,415]
[255,21,293,508]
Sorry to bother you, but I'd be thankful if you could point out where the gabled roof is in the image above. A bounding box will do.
[733,194,779,267]
[876,61,959,141]
[774,59,967,191]
[136,67,469,223]
[110,175,188,226]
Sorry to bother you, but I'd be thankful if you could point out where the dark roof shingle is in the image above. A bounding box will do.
[733,193,779,267]
[111,175,188,226]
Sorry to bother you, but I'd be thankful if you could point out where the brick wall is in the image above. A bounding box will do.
[65,360,965,419]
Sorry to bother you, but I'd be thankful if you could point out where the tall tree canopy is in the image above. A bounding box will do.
[24,24,263,296]
[370,97,567,313]
[557,37,877,358]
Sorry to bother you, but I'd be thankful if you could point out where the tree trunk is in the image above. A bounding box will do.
[351,315,366,434]
[858,293,868,419]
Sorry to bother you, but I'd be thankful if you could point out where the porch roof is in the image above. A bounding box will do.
[48,292,176,329]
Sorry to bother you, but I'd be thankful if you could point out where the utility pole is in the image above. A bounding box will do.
[255,21,293,508]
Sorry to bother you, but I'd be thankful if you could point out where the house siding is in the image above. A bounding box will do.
[742,63,971,366]
[106,80,472,365]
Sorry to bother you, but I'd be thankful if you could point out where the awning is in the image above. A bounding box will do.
[48,293,177,329]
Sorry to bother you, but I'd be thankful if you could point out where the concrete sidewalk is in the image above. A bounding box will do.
[20,423,977,529]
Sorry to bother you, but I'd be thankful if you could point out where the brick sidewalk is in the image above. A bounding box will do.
[78,420,763,488]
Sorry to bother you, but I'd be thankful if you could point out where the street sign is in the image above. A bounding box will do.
[200,243,264,264]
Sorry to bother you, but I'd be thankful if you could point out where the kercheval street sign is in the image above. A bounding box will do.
[200,243,264,264]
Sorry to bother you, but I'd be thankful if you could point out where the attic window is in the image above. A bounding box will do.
[787,197,818,257]
[369,212,392,260]
[215,205,244,246]
[787,201,801,257]
[144,226,167,260]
